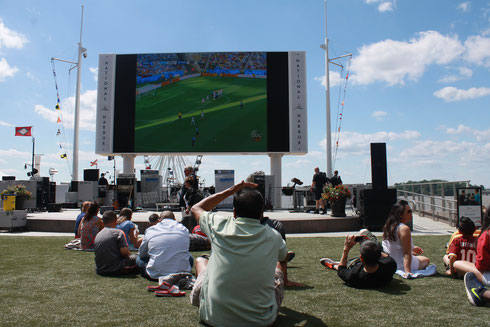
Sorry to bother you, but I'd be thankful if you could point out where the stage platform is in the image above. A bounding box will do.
[22,208,360,234]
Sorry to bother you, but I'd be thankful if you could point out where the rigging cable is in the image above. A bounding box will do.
[332,55,352,168]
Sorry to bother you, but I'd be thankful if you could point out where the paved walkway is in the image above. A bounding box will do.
[0,209,455,238]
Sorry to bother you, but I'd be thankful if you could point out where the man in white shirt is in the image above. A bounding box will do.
[137,211,192,280]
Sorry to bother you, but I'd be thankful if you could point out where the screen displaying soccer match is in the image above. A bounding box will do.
[134,52,267,152]
[95,51,307,155]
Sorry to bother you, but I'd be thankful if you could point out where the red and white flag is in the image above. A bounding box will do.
[15,126,32,136]
[90,159,98,167]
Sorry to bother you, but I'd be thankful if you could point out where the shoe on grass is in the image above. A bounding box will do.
[313,209,320,214]
[287,251,295,262]
[320,258,338,269]
[464,272,487,307]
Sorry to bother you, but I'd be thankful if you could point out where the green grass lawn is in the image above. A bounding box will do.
[134,76,267,152]
[0,235,487,326]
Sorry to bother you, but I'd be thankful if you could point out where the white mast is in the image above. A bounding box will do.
[73,5,85,181]
[324,0,332,178]
[51,6,87,182]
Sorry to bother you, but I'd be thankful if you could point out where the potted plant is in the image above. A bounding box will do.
[322,184,351,217]
[1,184,32,210]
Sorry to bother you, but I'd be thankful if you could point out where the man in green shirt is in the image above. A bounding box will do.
[190,181,288,327]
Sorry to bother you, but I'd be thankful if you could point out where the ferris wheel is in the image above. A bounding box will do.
[144,155,191,186]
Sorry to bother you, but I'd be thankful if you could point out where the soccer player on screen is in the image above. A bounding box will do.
[200,111,204,119]
[191,117,195,126]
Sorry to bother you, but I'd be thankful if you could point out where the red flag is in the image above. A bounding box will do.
[90,159,98,167]
[15,126,32,136]
[57,117,62,123]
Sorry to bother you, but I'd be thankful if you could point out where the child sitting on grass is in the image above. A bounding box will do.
[443,216,480,278]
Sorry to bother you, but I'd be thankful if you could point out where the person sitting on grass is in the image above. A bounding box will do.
[320,230,396,288]
[443,216,480,278]
[79,202,104,250]
[136,210,192,281]
[454,210,490,306]
[382,200,430,277]
[116,208,142,250]
[190,181,289,327]
[94,211,138,276]
[74,201,91,238]
[148,213,159,228]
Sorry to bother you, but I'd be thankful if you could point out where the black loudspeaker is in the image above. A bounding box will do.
[2,176,15,180]
[48,182,56,203]
[137,181,141,193]
[370,143,388,190]
[70,181,78,192]
[359,188,397,231]
[253,175,266,203]
[84,169,100,182]
[47,203,62,212]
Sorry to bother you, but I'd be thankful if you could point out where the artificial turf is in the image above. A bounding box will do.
[134,76,267,153]
[0,235,487,326]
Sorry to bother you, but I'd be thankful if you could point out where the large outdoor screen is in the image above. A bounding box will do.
[95,51,307,155]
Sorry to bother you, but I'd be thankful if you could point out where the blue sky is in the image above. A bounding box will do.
[0,0,489,189]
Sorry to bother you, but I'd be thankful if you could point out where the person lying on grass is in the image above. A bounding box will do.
[190,181,289,327]
[443,216,480,278]
[94,210,138,276]
[320,230,396,288]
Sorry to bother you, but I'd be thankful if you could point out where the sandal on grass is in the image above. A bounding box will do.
[146,281,172,292]
[155,285,186,297]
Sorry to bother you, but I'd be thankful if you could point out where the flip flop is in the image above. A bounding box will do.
[146,281,172,292]
[155,285,186,297]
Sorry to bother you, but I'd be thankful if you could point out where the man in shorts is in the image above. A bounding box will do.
[310,167,328,214]
[190,181,288,326]
[320,230,396,288]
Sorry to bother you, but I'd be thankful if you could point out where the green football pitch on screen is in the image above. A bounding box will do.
[134,76,267,152]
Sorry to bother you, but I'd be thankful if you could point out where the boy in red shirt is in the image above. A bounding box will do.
[444,217,480,277]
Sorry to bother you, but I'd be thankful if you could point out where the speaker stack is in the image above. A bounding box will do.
[359,143,397,231]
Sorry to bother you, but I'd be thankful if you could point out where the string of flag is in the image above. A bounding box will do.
[51,59,70,173]
[333,56,352,167]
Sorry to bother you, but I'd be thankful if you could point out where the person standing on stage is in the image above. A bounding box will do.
[310,167,328,214]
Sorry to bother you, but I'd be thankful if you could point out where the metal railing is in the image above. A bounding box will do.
[396,180,470,226]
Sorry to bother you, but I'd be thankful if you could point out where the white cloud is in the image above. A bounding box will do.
[0,58,18,81]
[0,120,12,127]
[34,89,97,131]
[433,86,490,102]
[0,19,28,49]
[464,35,490,67]
[89,67,98,82]
[319,130,421,154]
[445,124,490,141]
[314,70,342,89]
[350,31,464,86]
[378,2,393,12]
[372,110,387,120]
[364,0,395,12]
[459,66,473,77]
[457,2,471,12]
[26,71,40,83]
[438,66,472,83]
[0,148,30,157]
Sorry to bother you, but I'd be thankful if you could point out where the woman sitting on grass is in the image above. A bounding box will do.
[382,200,430,277]
[79,202,104,250]
[116,208,142,250]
